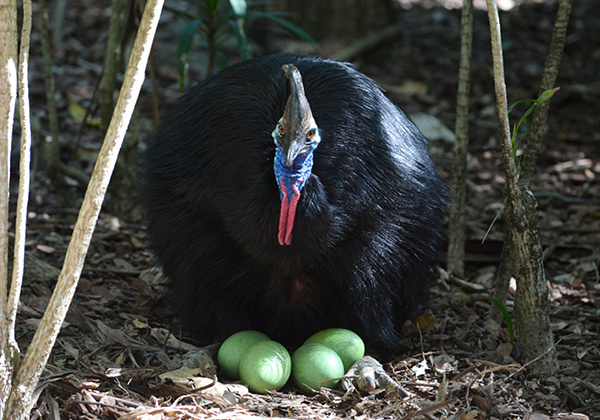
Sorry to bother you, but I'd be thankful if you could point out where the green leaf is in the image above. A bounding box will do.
[508,88,560,166]
[538,87,560,102]
[177,19,202,86]
[484,297,514,343]
[249,11,318,49]
[508,98,535,118]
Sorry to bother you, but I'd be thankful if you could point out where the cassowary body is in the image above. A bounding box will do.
[141,54,446,354]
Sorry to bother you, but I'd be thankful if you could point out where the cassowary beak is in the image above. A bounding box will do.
[285,141,305,167]
[272,64,320,246]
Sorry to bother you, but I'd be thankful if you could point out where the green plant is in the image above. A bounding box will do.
[508,87,559,167]
[167,0,317,85]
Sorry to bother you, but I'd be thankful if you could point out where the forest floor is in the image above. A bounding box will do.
[11,0,599,418]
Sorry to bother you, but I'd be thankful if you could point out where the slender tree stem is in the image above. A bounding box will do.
[485,0,518,196]
[520,0,574,182]
[0,0,19,415]
[447,0,473,276]
[7,0,32,352]
[485,0,558,375]
[99,0,128,132]
[0,0,18,310]
[491,0,573,324]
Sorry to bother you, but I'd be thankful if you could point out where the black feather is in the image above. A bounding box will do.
[140,53,447,353]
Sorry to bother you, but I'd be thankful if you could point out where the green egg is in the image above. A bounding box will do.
[239,340,292,394]
[217,330,270,380]
[304,328,365,371]
[292,343,345,394]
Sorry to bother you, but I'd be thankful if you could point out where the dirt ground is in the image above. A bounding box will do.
[11,0,599,418]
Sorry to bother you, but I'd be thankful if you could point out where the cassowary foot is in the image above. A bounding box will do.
[181,343,219,375]
[342,356,412,398]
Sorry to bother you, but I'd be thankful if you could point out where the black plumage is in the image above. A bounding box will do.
[140,53,446,354]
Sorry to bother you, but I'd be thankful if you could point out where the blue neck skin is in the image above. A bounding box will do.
[273,147,314,203]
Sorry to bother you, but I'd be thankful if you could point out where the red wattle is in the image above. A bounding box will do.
[278,179,289,245]
[278,179,301,246]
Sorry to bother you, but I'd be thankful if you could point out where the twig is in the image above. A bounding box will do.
[504,337,564,381]
[450,365,477,383]
[84,390,145,408]
[400,397,457,420]
[68,399,129,411]
[472,359,520,373]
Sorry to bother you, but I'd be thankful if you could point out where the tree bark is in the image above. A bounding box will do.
[485,0,557,375]
[511,180,557,374]
[490,232,512,324]
[0,0,18,308]
[447,0,473,277]
[101,0,142,218]
[99,0,128,132]
[106,110,140,218]
[3,0,164,416]
[519,0,573,182]
[7,0,32,353]
[0,0,19,414]
[490,0,573,326]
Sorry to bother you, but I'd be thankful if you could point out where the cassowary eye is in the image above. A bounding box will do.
[278,125,286,136]
[306,129,315,141]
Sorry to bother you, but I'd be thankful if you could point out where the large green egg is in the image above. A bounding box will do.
[304,328,365,371]
[239,340,292,394]
[291,343,345,394]
[217,330,270,380]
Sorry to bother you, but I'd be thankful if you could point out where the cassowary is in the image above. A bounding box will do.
[141,53,446,354]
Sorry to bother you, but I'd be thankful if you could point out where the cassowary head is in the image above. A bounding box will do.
[272,64,321,246]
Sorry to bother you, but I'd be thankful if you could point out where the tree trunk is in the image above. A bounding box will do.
[490,232,512,324]
[447,0,473,277]
[0,0,18,306]
[485,0,557,375]
[0,0,19,414]
[7,0,33,354]
[490,0,573,334]
[509,180,557,374]
[106,110,140,219]
[99,0,129,132]
[101,0,142,218]
[520,0,573,182]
